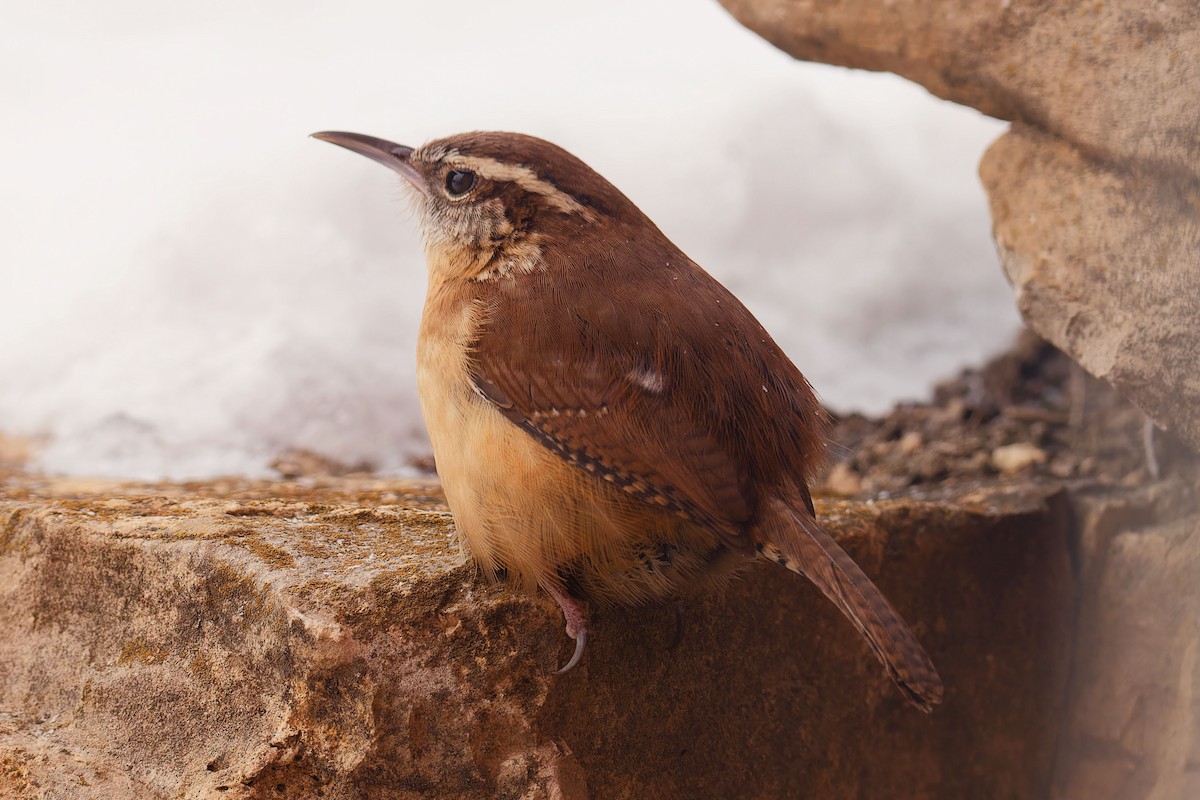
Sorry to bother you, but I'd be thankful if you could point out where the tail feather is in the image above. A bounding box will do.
[758,502,944,712]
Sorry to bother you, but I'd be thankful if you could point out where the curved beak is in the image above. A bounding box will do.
[311,131,427,194]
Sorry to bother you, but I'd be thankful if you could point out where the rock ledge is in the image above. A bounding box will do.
[1,475,1074,799]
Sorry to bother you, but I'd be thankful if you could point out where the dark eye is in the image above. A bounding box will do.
[445,169,477,197]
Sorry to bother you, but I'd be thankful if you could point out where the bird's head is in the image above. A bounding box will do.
[313,130,644,281]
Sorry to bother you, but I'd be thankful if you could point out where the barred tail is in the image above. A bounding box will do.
[758,502,943,712]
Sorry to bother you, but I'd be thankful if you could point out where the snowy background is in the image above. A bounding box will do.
[0,0,1016,480]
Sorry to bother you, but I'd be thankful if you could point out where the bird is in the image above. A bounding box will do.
[312,130,944,712]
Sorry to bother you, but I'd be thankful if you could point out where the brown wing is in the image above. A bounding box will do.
[467,227,828,547]
[471,330,754,545]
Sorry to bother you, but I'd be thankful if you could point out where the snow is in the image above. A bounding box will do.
[0,0,1016,480]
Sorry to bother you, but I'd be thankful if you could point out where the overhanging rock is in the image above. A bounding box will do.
[718,0,1200,451]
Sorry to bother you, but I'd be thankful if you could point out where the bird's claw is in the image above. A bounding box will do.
[544,583,589,674]
[555,627,587,674]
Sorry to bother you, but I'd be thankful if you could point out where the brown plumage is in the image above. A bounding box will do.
[313,130,943,711]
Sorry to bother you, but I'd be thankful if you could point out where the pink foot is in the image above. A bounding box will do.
[543,584,589,674]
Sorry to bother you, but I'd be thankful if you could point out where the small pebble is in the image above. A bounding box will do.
[991,443,1048,474]
[823,462,863,496]
[1048,456,1077,478]
[898,431,924,456]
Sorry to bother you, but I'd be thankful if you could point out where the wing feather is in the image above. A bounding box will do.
[465,238,826,549]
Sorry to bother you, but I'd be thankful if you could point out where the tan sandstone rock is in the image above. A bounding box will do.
[0,475,1074,799]
[718,0,1200,451]
[1052,480,1200,800]
[980,127,1200,454]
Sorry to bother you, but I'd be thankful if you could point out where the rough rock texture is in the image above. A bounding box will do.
[718,0,1200,451]
[1054,483,1200,800]
[0,476,1074,799]
[980,128,1200,454]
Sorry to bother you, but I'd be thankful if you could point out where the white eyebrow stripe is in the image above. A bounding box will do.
[429,149,596,218]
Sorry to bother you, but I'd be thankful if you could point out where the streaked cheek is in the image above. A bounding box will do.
[452,201,509,245]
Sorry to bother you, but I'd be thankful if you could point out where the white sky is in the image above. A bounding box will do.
[0,0,1016,479]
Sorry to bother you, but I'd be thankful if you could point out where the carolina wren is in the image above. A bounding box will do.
[313,130,943,711]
